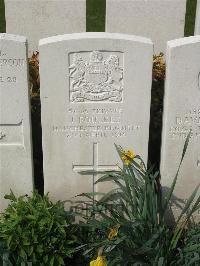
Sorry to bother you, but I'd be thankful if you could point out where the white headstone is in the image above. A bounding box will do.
[0,34,33,210]
[195,0,200,35]
[106,0,186,54]
[5,0,86,55]
[160,36,200,220]
[39,33,153,203]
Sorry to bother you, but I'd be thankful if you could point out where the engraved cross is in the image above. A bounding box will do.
[73,142,119,190]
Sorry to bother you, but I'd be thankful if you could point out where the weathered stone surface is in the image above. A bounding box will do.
[0,34,33,210]
[106,0,186,54]
[5,0,86,55]
[195,0,200,35]
[39,33,153,203]
[160,36,200,221]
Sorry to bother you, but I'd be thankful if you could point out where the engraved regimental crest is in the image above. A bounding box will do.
[69,51,124,102]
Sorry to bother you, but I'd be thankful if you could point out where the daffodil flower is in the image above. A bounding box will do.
[90,256,107,266]
[108,224,120,240]
[121,150,136,166]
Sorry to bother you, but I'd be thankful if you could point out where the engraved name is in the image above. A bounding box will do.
[169,108,200,139]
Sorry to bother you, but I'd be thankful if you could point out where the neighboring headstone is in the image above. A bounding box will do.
[0,34,33,210]
[5,0,86,55]
[39,33,153,203]
[106,0,186,54]
[160,36,200,221]
[195,0,200,35]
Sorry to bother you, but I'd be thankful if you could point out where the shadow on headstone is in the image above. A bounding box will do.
[162,186,192,227]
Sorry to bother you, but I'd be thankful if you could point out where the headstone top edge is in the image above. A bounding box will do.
[167,35,200,49]
[106,0,186,2]
[39,32,153,47]
[0,33,27,43]
[5,0,86,2]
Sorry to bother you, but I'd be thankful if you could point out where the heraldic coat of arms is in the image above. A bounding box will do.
[69,51,124,102]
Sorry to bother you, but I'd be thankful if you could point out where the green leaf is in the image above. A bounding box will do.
[57,256,65,265]
[19,248,27,260]
[157,257,164,266]
[95,173,122,184]
[4,190,17,202]
[43,255,48,263]
[176,184,200,225]
[50,256,55,266]
[162,132,191,218]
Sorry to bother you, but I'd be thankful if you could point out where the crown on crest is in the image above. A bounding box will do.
[90,51,103,63]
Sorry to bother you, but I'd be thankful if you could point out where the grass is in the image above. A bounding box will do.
[0,0,197,35]
[87,0,106,32]
[185,0,197,36]
[0,0,5,33]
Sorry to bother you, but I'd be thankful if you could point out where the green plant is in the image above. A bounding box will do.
[171,223,200,266]
[0,191,82,265]
[79,135,200,265]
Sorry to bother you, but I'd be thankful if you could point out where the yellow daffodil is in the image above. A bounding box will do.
[108,224,120,240]
[121,150,136,166]
[90,256,107,266]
